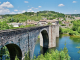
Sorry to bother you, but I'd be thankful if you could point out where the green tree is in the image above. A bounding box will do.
[59,27,63,34]
[15,55,19,60]
[78,27,80,33]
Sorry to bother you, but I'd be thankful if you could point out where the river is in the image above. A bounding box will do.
[34,34,80,60]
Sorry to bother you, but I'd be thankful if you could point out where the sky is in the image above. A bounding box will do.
[0,0,80,14]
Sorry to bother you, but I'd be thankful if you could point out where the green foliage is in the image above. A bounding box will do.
[0,21,9,30]
[47,22,52,25]
[70,36,80,43]
[78,27,80,33]
[61,20,80,36]
[72,26,77,31]
[72,20,80,31]
[1,11,66,23]
[59,27,63,34]
[69,31,74,35]
[34,43,70,60]
[62,28,70,33]
[0,46,10,60]
[76,46,80,57]
[0,20,36,30]
[59,21,62,24]
[69,24,72,26]
[15,55,19,60]
[24,51,30,60]
[61,24,66,26]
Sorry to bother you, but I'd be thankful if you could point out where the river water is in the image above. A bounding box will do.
[33,34,80,60]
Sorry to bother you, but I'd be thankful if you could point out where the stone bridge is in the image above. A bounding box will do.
[0,25,59,60]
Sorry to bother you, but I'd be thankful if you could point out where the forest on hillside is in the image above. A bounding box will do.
[66,14,80,17]
[0,11,65,23]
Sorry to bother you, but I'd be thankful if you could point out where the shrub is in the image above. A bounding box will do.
[72,26,77,31]
[69,31,74,35]
[69,24,72,26]
[34,42,71,60]
[61,24,66,26]
[59,27,63,34]
[59,21,62,24]
[78,27,80,33]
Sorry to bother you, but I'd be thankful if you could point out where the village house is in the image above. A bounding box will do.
[38,19,59,26]
[8,23,22,27]
[38,20,47,26]
[23,19,59,26]
[75,17,80,20]
[27,20,38,25]
[62,21,70,27]
[58,18,64,21]
[22,22,27,26]
[53,19,59,25]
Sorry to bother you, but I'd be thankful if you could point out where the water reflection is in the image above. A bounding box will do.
[40,47,48,55]
[56,37,59,47]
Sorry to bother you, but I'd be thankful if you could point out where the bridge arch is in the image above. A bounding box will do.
[1,44,22,60]
[40,29,49,48]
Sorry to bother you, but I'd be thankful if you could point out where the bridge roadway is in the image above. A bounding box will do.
[0,25,59,60]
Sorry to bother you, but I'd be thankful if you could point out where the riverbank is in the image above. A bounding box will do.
[59,27,80,37]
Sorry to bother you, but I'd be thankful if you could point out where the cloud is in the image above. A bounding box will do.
[14,9,18,11]
[22,10,26,13]
[10,12,16,14]
[38,6,41,8]
[75,10,77,11]
[28,9,32,11]
[27,8,35,12]
[0,2,1,4]
[58,4,64,7]
[34,8,38,9]
[31,11,34,12]
[0,8,10,14]
[17,10,26,14]
[27,7,38,12]
[0,1,14,8]
[17,12,21,14]
[73,1,77,3]
[0,1,14,14]
[24,1,29,3]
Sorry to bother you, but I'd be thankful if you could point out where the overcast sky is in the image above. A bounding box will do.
[0,0,80,14]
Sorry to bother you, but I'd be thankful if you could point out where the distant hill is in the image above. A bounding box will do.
[0,11,66,22]
[66,14,80,17]
[1,11,65,18]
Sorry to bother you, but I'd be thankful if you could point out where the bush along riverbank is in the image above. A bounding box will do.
[0,42,70,60]
[59,20,80,36]
[59,27,80,37]
[24,42,71,60]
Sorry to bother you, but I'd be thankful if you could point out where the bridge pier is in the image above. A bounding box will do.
[49,25,56,48]
[49,25,59,48]
[40,25,59,48]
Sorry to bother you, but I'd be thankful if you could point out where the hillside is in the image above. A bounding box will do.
[0,11,65,23]
[66,14,80,17]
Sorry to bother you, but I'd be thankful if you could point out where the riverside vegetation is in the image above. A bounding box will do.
[0,42,70,60]
[59,20,80,36]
